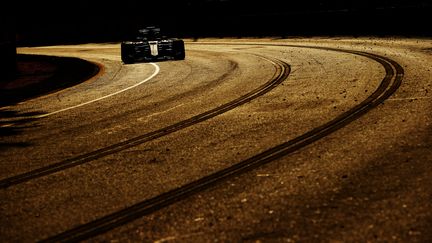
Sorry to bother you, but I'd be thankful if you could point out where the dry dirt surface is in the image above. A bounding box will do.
[1,37,431,242]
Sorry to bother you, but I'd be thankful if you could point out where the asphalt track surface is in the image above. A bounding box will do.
[1,38,431,242]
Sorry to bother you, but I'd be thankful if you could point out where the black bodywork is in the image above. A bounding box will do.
[121,26,185,64]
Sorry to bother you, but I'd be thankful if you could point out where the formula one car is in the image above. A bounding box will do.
[121,26,185,64]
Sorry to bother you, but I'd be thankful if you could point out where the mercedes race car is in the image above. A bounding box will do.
[121,26,185,64]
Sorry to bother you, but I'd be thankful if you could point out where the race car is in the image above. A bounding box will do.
[121,26,185,64]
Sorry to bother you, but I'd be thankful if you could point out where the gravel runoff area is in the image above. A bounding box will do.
[1,37,431,242]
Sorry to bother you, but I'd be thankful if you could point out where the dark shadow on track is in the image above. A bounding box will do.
[0,54,100,107]
[0,109,43,150]
[0,54,100,149]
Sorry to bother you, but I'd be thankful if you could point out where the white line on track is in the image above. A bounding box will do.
[386,96,431,101]
[1,63,159,122]
[36,63,159,118]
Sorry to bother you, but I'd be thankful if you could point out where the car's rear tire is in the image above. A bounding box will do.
[121,43,135,64]
[174,40,185,60]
